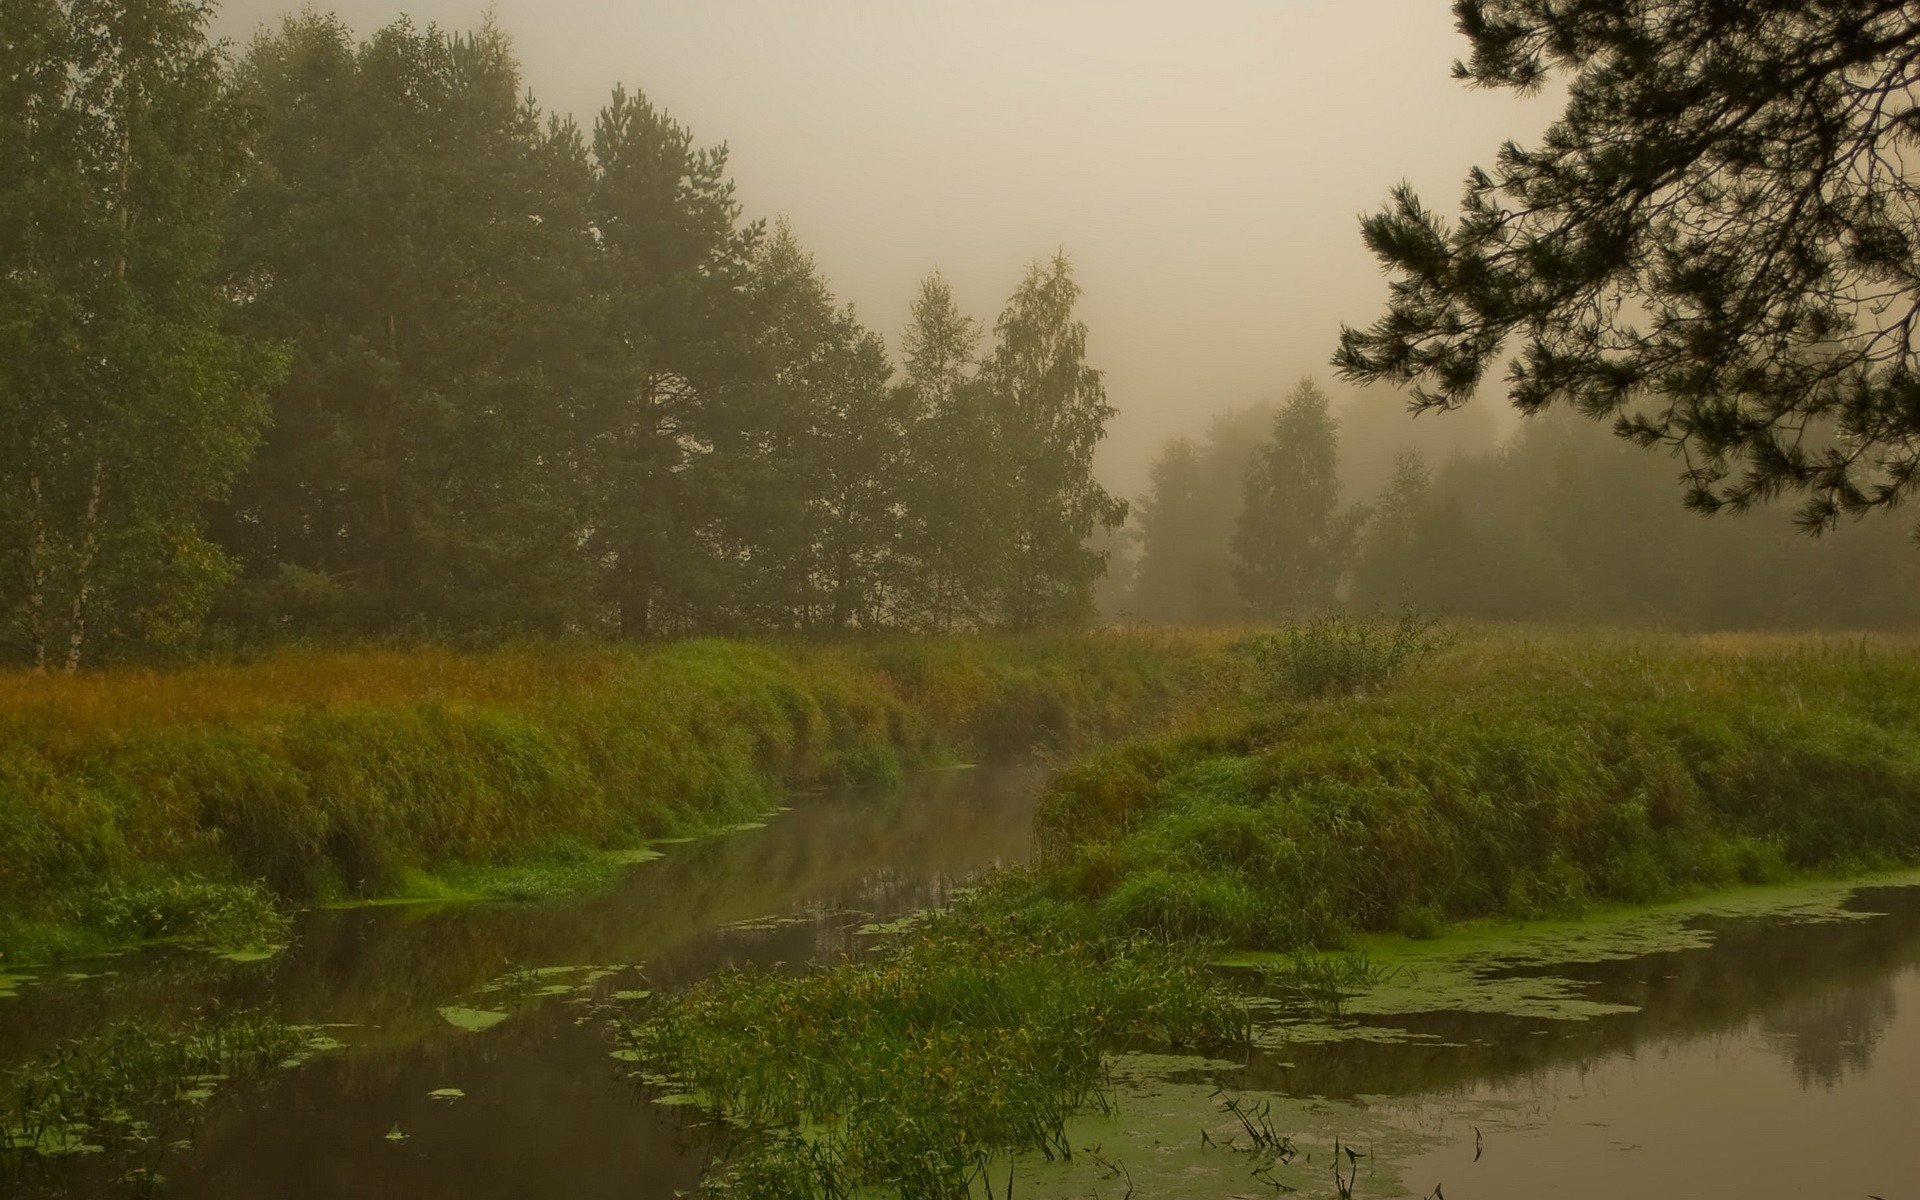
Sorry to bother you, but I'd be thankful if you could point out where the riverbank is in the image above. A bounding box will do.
[1020,628,1920,945]
[626,627,1920,1197]
[0,633,1231,963]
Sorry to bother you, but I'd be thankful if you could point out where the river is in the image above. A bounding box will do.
[6,763,1918,1199]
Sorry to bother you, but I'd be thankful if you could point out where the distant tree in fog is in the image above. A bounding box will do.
[1337,0,1920,534]
[895,272,1002,630]
[1350,451,1432,611]
[1130,402,1273,623]
[1232,380,1365,618]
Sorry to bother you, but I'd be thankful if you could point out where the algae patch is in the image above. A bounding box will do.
[1013,1053,1442,1200]
[436,1006,508,1033]
[1227,872,1920,1025]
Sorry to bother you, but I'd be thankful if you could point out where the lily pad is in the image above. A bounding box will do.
[436,1006,509,1033]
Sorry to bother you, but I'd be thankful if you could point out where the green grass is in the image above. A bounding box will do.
[1025,628,1920,948]
[0,632,1229,963]
[614,911,1248,1200]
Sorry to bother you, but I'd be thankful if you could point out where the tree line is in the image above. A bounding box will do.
[1125,379,1920,631]
[0,3,1126,668]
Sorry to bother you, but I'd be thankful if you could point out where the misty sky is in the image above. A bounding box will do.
[211,0,1558,497]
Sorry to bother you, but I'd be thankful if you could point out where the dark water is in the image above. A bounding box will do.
[7,765,1920,1199]
[4,764,1044,1199]
[1232,886,1920,1200]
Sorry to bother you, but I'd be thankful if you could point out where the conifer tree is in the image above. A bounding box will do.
[0,0,279,668]
[1131,403,1275,624]
[738,222,901,629]
[217,16,598,633]
[1336,0,1920,532]
[1232,379,1363,618]
[1350,450,1432,610]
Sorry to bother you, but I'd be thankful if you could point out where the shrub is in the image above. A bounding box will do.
[1243,610,1447,700]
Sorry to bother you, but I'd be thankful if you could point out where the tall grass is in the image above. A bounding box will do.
[0,633,1226,962]
[1028,630,1920,947]
[2,1012,314,1175]
[616,913,1248,1199]
[1242,610,1448,699]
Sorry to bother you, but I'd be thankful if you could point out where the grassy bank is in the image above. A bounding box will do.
[0,633,1228,963]
[1023,629,1920,946]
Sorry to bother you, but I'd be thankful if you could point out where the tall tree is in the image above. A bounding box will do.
[980,253,1126,629]
[0,0,279,669]
[217,16,598,633]
[895,272,1001,630]
[736,221,901,629]
[1129,438,1206,622]
[1233,379,1363,618]
[587,85,761,636]
[1336,0,1920,533]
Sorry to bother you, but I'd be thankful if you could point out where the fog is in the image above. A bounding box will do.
[211,0,1554,497]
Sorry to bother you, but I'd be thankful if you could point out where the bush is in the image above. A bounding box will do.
[1243,610,1447,700]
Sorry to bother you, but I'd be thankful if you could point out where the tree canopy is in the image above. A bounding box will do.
[1336,0,1920,532]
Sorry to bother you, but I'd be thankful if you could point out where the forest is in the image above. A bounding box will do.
[3,6,1126,669]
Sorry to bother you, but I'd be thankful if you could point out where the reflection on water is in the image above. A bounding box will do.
[7,763,1045,1200]
[8,770,1920,1200]
[1364,887,1920,1200]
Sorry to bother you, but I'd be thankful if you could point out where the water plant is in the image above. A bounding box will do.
[1258,950,1401,1016]
[1,1011,318,1183]
[614,912,1249,1199]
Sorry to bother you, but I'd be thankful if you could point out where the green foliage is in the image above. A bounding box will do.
[0,0,281,669]
[1335,1,1920,531]
[1,1011,314,1170]
[1258,950,1400,1016]
[1243,610,1447,699]
[1026,633,1920,949]
[616,915,1247,1199]
[217,13,601,634]
[0,875,288,964]
[0,633,1219,961]
[587,84,761,635]
[981,254,1128,631]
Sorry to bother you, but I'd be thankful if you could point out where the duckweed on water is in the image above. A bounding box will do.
[614,914,1248,1199]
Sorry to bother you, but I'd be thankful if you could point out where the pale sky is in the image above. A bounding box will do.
[212,0,1558,496]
